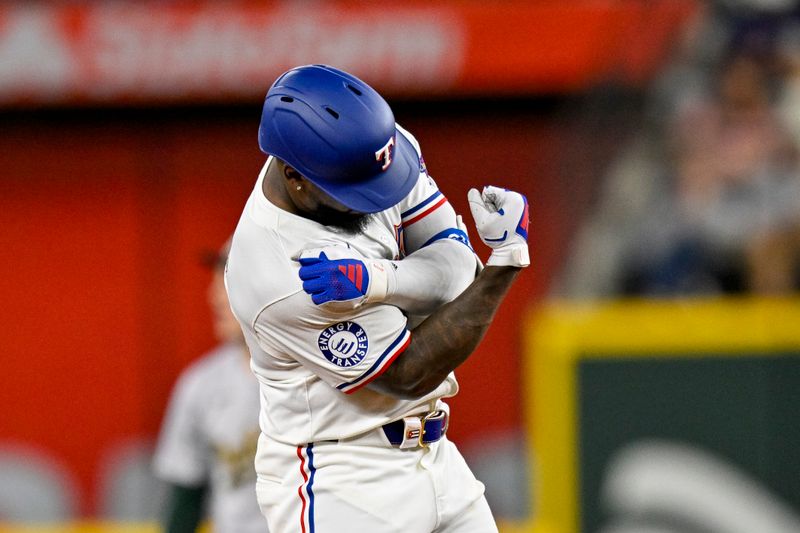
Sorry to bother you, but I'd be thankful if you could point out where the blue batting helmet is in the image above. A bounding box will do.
[258,65,420,214]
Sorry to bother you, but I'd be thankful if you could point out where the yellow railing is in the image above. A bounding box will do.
[0,524,159,533]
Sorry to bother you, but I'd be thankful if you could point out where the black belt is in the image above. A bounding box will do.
[382,410,448,448]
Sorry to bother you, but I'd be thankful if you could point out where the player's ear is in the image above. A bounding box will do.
[282,163,301,181]
[282,164,305,190]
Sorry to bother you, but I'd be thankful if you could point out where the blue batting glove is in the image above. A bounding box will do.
[298,252,371,306]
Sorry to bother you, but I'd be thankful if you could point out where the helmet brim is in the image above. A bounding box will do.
[309,129,420,214]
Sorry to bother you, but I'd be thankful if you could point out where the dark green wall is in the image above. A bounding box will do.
[578,353,800,533]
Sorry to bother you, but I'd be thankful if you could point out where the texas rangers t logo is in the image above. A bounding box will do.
[375,136,395,171]
[318,321,369,367]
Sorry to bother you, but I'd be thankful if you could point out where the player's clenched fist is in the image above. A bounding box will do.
[467,186,530,268]
[297,246,394,310]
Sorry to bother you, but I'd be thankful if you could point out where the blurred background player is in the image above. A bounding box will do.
[152,241,267,533]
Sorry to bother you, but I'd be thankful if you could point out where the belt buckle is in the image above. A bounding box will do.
[419,410,445,448]
[398,417,423,449]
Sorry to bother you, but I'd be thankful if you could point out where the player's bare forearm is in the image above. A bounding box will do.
[369,265,520,399]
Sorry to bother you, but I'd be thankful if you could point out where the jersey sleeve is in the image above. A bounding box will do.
[152,368,210,486]
[395,125,463,255]
[255,293,411,394]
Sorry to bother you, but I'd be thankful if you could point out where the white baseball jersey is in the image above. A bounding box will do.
[225,125,495,532]
[225,128,467,445]
[153,342,266,533]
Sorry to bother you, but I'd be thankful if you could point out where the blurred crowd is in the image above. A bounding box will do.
[559,3,800,298]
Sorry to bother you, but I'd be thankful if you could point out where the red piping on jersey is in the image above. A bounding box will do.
[344,333,412,394]
[402,197,447,227]
[297,446,309,533]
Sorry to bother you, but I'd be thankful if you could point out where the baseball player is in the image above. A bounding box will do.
[225,65,530,532]
[153,243,268,533]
